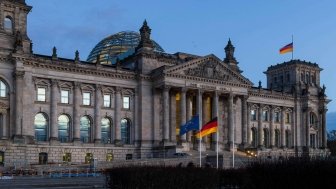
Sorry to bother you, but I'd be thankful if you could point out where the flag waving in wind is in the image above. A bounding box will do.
[196,117,218,138]
[180,115,199,135]
[279,43,293,54]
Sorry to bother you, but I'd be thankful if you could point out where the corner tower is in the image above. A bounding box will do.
[223,39,242,73]
[0,0,32,55]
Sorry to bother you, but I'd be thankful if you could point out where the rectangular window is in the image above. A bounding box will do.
[262,110,268,121]
[275,112,280,122]
[61,90,69,104]
[83,92,91,105]
[251,110,257,121]
[123,96,130,109]
[37,87,46,101]
[103,94,111,107]
[285,113,290,123]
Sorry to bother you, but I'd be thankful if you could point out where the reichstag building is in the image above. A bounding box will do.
[0,0,330,167]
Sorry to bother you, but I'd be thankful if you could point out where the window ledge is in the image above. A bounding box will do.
[35,101,48,104]
[58,103,73,106]
[80,105,94,108]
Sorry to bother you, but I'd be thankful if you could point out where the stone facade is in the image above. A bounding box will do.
[0,0,330,167]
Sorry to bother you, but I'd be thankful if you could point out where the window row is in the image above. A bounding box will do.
[34,113,131,144]
[250,110,291,123]
[36,88,131,109]
[251,128,291,148]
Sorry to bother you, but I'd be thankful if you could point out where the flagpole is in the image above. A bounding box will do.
[291,35,294,60]
[216,92,219,169]
[199,114,202,168]
[232,126,234,168]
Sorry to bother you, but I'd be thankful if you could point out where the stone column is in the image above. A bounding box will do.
[114,87,122,144]
[94,84,102,143]
[1,112,7,139]
[14,70,24,137]
[281,108,286,148]
[180,88,187,142]
[228,93,234,149]
[241,96,248,147]
[247,103,251,146]
[258,105,263,148]
[321,109,327,148]
[186,93,192,142]
[50,79,58,141]
[162,85,170,142]
[134,88,140,146]
[270,108,275,147]
[212,91,219,149]
[306,108,310,148]
[73,82,81,141]
[196,89,203,150]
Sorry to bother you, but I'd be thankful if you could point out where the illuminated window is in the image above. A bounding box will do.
[103,94,111,107]
[37,87,46,101]
[123,96,130,109]
[83,92,91,105]
[63,153,71,163]
[0,81,7,97]
[285,113,290,124]
[106,153,113,162]
[61,90,69,104]
[85,153,93,164]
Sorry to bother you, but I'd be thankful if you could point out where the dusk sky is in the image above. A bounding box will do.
[26,0,335,127]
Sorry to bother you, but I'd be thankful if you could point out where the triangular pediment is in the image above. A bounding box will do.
[165,54,252,86]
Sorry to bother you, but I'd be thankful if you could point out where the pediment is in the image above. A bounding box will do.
[165,54,252,86]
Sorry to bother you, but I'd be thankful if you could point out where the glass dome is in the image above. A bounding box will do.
[87,31,164,64]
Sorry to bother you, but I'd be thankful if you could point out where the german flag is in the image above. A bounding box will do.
[279,43,293,54]
[196,117,218,138]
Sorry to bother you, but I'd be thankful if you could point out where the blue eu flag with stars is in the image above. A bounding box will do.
[180,115,199,135]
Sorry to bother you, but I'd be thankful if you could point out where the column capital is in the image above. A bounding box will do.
[51,79,58,86]
[13,70,25,79]
[181,87,187,93]
[319,108,328,114]
[115,86,122,93]
[73,81,81,89]
[162,85,171,91]
[95,84,102,91]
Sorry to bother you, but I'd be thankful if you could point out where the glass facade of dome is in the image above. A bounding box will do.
[87,31,164,64]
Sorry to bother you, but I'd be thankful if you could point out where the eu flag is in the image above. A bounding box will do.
[180,115,199,135]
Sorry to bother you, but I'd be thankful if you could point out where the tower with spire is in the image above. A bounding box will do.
[223,39,242,73]
[136,20,154,52]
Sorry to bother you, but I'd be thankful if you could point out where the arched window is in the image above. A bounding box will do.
[4,16,13,32]
[101,117,112,144]
[34,113,48,141]
[80,116,91,143]
[263,128,269,148]
[0,80,7,97]
[275,129,280,148]
[121,118,131,144]
[58,115,70,142]
[251,127,257,148]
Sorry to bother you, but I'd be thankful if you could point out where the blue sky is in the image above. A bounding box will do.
[26,0,335,127]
